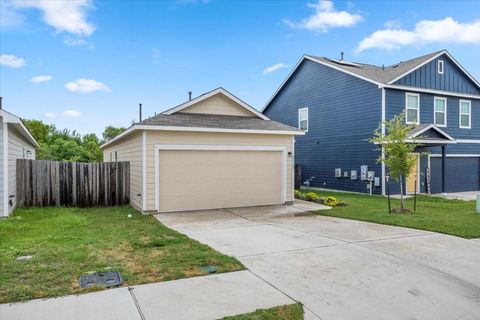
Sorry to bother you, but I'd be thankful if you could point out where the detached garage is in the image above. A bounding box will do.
[101,88,303,213]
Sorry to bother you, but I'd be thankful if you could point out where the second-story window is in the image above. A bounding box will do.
[406,93,420,124]
[459,100,471,129]
[438,60,444,74]
[434,97,447,127]
[298,107,308,132]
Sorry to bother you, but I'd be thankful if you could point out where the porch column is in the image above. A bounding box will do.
[441,145,446,193]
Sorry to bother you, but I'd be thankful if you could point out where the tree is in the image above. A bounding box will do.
[102,126,126,143]
[23,120,55,144]
[370,112,419,210]
[24,119,105,162]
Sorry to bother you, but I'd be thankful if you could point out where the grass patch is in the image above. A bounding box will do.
[0,206,244,303]
[221,304,304,320]
[304,190,480,239]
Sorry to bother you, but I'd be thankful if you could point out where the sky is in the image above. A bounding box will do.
[1,0,480,135]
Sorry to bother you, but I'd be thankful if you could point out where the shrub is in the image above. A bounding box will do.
[325,196,339,207]
[294,190,303,199]
[305,192,320,201]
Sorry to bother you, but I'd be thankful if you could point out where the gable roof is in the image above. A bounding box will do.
[101,88,302,149]
[0,109,39,148]
[162,87,269,120]
[307,50,443,85]
[407,124,456,143]
[263,50,480,112]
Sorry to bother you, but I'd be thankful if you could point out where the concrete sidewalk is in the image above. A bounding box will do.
[0,271,295,320]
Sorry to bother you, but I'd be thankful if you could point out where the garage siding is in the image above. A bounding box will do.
[103,132,143,210]
[178,94,257,117]
[145,131,293,212]
[8,125,36,215]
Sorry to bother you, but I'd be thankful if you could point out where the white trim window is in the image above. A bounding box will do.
[437,60,444,74]
[298,107,309,132]
[459,100,471,129]
[405,93,420,124]
[434,97,447,127]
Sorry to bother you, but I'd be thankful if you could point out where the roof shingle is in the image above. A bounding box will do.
[138,113,300,132]
[307,50,443,84]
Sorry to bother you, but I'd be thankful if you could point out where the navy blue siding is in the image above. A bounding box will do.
[394,54,480,95]
[385,89,480,149]
[387,89,480,193]
[264,60,383,194]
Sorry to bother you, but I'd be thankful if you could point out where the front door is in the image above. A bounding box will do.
[406,154,419,194]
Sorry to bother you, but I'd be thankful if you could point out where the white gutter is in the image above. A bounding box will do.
[101,124,304,149]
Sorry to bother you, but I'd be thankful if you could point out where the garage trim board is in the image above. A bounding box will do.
[154,144,287,213]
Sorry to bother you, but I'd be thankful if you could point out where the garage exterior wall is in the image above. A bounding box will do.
[145,130,294,212]
[103,131,143,211]
[7,125,36,215]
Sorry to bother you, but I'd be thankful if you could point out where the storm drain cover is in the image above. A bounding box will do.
[79,271,123,288]
[201,265,218,274]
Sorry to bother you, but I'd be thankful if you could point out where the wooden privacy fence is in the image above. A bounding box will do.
[17,160,130,208]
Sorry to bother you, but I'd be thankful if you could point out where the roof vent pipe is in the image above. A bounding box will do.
[340,52,344,61]
[139,103,142,122]
[0,96,2,109]
[188,91,192,101]
[382,64,385,70]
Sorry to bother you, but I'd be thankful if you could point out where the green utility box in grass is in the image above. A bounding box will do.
[477,194,480,214]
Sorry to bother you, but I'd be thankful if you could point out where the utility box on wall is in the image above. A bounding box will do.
[367,171,375,182]
[335,168,342,178]
[360,165,368,181]
[351,170,357,180]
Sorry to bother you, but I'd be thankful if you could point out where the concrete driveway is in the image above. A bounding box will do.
[156,201,480,320]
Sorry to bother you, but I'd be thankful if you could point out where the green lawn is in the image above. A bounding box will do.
[0,206,243,303]
[303,190,480,239]
[221,304,304,320]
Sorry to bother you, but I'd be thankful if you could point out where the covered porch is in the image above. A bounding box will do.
[406,124,457,195]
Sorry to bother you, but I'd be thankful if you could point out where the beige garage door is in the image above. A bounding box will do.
[158,150,282,213]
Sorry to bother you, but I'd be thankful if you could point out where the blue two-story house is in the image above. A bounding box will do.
[263,50,479,195]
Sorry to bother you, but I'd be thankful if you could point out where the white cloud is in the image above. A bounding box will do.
[64,79,111,93]
[31,75,53,83]
[44,112,56,118]
[11,0,95,36]
[0,54,25,68]
[64,36,94,48]
[263,63,288,75]
[284,0,362,33]
[62,110,82,118]
[357,17,480,52]
[0,2,24,28]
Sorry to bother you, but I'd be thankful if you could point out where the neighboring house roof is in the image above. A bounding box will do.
[0,109,39,148]
[306,50,443,85]
[101,88,302,149]
[263,49,480,111]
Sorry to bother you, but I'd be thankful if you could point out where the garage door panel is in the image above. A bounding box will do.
[158,150,283,212]
[430,157,479,193]
[159,163,277,180]
[160,177,280,195]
